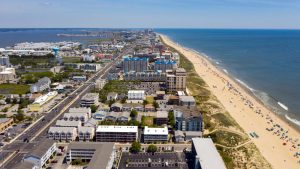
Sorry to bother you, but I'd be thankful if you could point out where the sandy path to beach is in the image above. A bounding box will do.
[160,35,300,169]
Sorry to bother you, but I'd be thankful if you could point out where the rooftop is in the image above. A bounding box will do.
[48,126,77,133]
[55,120,81,127]
[69,107,91,114]
[81,93,99,100]
[67,142,115,169]
[144,126,168,135]
[179,96,195,102]
[96,125,138,133]
[192,138,226,169]
[28,139,56,159]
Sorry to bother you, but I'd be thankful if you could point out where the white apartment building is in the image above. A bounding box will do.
[80,93,99,107]
[69,107,92,118]
[63,112,89,123]
[55,120,81,128]
[143,126,168,143]
[30,77,51,93]
[128,90,145,100]
[66,142,116,169]
[0,66,16,84]
[48,127,77,141]
[78,126,95,141]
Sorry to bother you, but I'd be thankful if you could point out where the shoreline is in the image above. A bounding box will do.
[179,40,300,132]
[159,34,300,169]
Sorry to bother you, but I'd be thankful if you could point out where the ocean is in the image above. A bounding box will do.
[1,28,300,128]
[156,29,300,128]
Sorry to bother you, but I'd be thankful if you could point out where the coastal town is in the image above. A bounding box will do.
[0,29,299,169]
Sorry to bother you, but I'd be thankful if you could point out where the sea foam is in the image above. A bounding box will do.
[285,114,300,126]
[235,78,255,92]
[278,102,289,111]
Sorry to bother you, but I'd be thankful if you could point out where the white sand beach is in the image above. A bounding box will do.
[160,35,300,169]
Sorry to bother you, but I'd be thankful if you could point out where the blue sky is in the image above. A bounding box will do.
[0,0,300,28]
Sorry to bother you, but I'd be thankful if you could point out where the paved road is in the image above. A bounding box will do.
[0,46,133,169]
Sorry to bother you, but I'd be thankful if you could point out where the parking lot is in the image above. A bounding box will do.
[119,152,189,169]
[0,123,30,145]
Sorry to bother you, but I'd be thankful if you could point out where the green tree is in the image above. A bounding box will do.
[147,144,158,153]
[130,141,141,153]
[108,99,116,107]
[168,111,175,128]
[127,120,140,126]
[143,100,149,106]
[130,110,138,119]
[153,101,159,110]
[12,98,18,104]
[15,110,25,122]
[90,105,98,113]
[5,98,11,104]
[121,97,127,104]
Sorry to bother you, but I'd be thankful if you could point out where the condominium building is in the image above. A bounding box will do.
[48,127,77,141]
[179,96,196,107]
[0,66,16,84]
[78,126,95,141]
[128,90,145,100]
[69,107,92,118]
[80,93,99,107]
[154,111,169,126]
[154,60,177,72]
[96,125,138,142]
[63,112,89,123]
[166,68,187,92]
[143,126,168,143]
[173,106,203,131]
[30,77,51,93]
[95,79,107,90]
[191,138,226,169]
[0,55,10,66]
[23,139,57,169]
[123,57,148,73]
[55,120,81,128]
[124,71,166,82]
[66,142,116,169]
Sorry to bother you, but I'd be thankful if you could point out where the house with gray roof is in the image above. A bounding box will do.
[48,126,77,141]
[24,139,56,168]
[107,92,118,101]
[110,103,123,112]
[78,126,95,141]
[55,120,81,128]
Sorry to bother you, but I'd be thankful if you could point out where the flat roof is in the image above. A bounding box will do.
[179,96,195,102]
[96,125,138,133]
[128,90,145,94]
[144,126,168,135]
[67,142,115,169]
[48,126,76,133]
[55,120,81,127]
[192,138,226,169]
[28,139,56,158]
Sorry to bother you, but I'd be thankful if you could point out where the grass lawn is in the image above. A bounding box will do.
[0,84,30,94]
[146,96,154,104]
[142,116,154,126]
[63,56,82,63]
